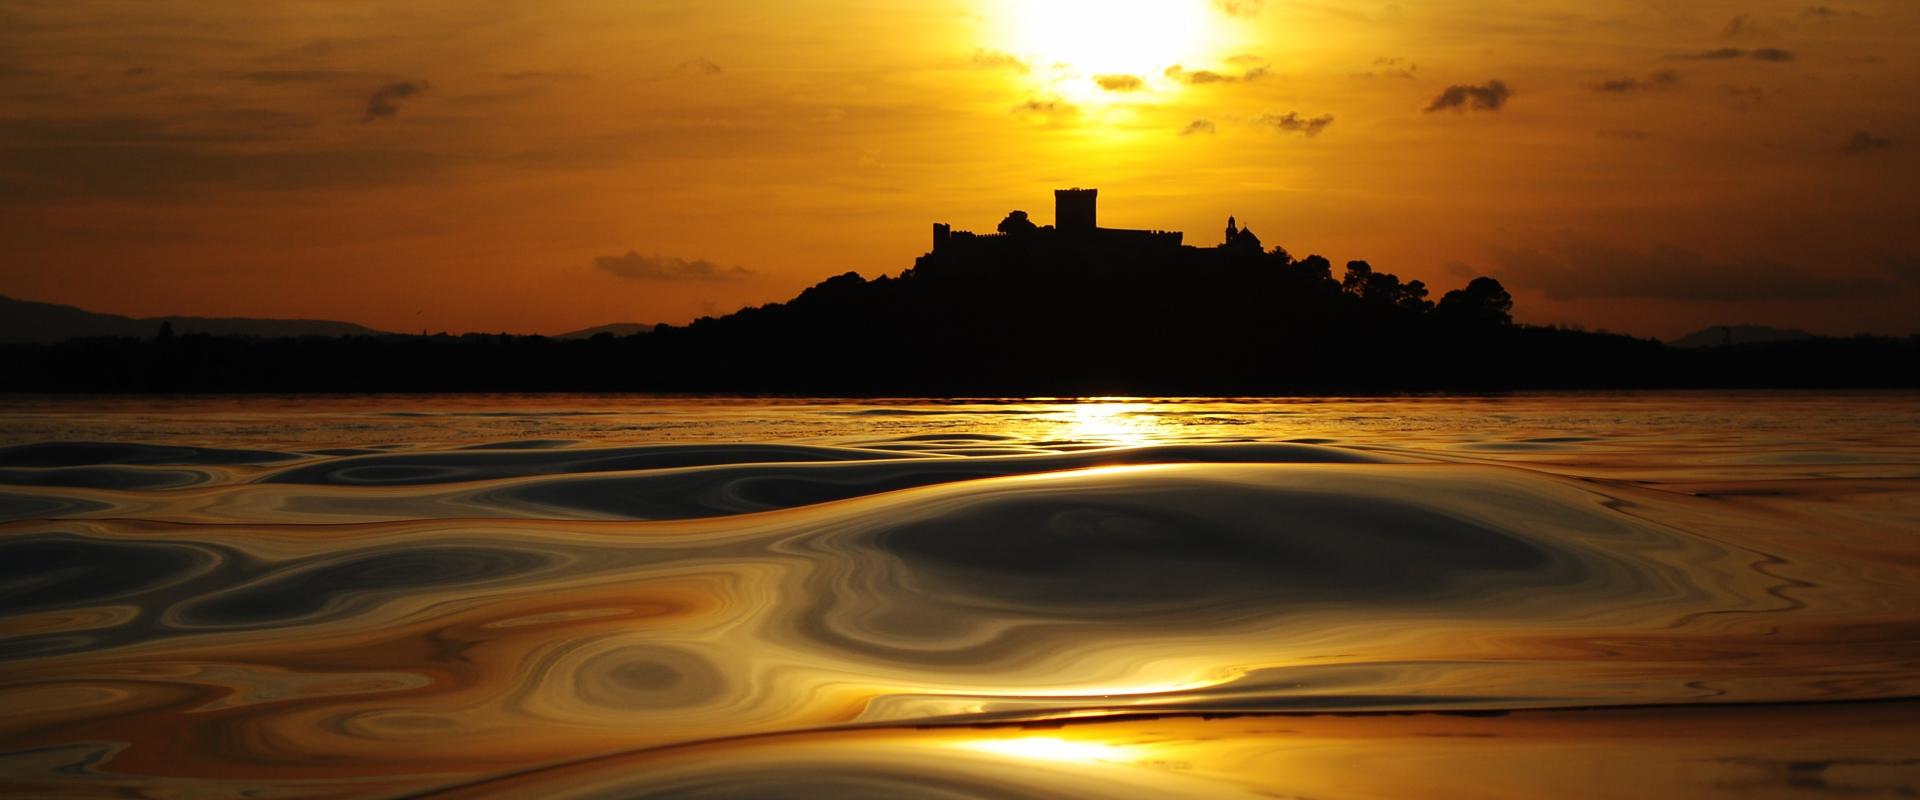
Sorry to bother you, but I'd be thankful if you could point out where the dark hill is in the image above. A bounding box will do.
[643,232,1555,393]
[556,323,658,339]
[1,203,1914,392]
[0,294,386,344]
[1670,325,1814,349]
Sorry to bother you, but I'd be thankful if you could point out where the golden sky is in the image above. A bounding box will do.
[2,0,1916,337]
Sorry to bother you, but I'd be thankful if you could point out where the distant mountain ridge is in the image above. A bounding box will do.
[1670,325,1815,349]
[556,323,657,339]
[0,295,388,344]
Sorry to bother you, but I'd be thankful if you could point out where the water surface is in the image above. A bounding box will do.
[1,393,1917,798]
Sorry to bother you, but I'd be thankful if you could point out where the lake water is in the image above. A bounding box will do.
[2,393,1917,798]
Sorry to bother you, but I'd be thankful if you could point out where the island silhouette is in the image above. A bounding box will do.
[2,188,1915,393]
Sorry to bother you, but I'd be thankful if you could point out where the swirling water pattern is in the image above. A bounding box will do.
[0,394,1917,798]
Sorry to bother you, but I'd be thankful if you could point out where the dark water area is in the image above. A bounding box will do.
[1,393,1917,798]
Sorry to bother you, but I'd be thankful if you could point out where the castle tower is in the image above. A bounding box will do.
[1055,188,1097,231]
[933,222,951,252]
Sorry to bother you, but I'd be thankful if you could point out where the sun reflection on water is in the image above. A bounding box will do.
[958,735,1138,764]
[1060,400,1161,446]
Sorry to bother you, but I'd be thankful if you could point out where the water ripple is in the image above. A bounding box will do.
[0,413,1915,798]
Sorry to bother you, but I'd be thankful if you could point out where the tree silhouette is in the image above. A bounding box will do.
[997,210,1039,235]
[1295,254,1333,283]
[1398,280,1433,314]
[1437,276,1514,326]
[1342,260,1430,312]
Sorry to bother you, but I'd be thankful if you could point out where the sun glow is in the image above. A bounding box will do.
[996,0,1220,91]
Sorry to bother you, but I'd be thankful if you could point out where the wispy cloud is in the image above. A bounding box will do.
[1488,243,1894,301]
[1591,69,1680,93]
[1802,5,1859,20]
[1257,112,1334,136]
[1673,47,1795,62]
[1425,80,1510,112]
[1165,64,1268,85]
[1844,130,1893,153]
[1721,13,1772,38]
[1352,56,1418,80]
[1884,255,1920,284]
[363,81,427,122]
[1212,0,1263,17]
[971,49,1029,73]
[594,252,753,282]
[494,70,591,81]
[241,70,362,84]
[1012,98,1077,123]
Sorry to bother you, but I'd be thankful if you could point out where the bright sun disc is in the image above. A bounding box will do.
[999,0,1215,78]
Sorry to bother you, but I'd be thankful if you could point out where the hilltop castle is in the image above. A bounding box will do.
[925,189,1264,268]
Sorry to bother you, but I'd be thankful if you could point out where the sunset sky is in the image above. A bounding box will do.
[2,0,1915,338]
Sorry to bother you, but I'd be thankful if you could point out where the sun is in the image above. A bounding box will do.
[995,0,1219,83]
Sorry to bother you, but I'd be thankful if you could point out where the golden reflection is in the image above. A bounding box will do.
[957,735,1138,764]
[1060,401,1160,446]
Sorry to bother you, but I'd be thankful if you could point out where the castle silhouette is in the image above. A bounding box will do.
[926,188,1266,271]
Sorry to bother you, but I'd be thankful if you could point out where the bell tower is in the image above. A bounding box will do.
[1055,188,1098,231]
